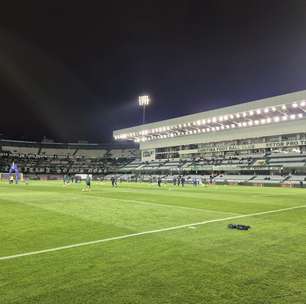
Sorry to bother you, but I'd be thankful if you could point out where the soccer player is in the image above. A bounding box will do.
[111,176,115,187]
[181,176,185,187]
[157,177,162,187]
[83,174,91,191]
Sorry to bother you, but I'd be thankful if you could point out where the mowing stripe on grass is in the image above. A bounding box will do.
[88,194,239,215]
[1,204,306,261]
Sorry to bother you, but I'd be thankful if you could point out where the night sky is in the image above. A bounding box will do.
[1,1,306,143]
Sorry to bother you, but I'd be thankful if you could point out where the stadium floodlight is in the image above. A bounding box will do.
[281,105,287,110]
[292,103,298,108]
[249,110,254,116]
[298,113,303,118]
[138,95,150,124]
[300,100,306,107]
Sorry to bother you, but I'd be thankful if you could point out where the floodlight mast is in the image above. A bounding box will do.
[138,95,150,124]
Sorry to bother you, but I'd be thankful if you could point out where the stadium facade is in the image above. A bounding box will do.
[114,90,306,175]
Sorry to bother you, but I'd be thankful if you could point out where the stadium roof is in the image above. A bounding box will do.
[114,90,306,149]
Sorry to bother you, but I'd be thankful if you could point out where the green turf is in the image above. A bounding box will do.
[0,181,305,304]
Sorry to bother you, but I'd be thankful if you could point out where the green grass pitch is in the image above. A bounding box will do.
[0,181,306,304]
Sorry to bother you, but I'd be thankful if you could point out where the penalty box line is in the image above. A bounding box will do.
[1,204,306,261]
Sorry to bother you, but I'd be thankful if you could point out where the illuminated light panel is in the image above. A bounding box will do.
[138,95,150,106]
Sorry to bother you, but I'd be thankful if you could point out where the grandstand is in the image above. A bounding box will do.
[114,90,306,186]
[0,139,138,179]
[1,91,306,187]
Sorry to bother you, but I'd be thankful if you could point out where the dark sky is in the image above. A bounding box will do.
[1,1,306,142]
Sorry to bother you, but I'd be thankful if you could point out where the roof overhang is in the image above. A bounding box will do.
[113,90,306,146]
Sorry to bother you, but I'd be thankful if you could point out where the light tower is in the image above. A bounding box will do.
[138,95,150,124]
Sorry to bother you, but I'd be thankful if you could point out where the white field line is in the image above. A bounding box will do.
[1,204,306,261]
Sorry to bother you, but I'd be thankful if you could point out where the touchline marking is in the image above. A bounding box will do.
[1,204,306,261]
